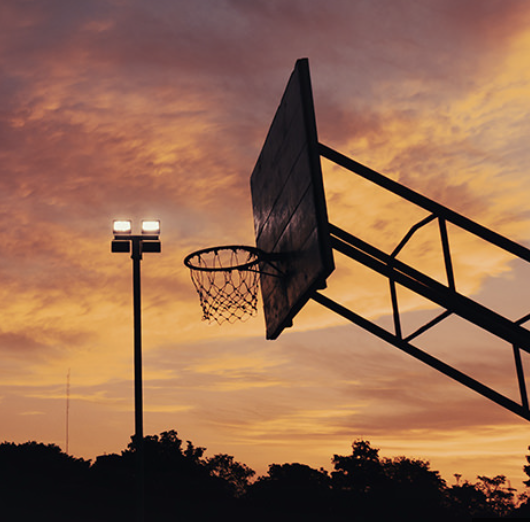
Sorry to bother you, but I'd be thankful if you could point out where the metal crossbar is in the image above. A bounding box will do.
[315,143,530,420]
[312,291,530,422]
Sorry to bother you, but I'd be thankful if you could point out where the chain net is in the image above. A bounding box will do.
[187,247,261,324]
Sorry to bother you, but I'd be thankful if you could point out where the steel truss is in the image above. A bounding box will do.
[313,143,530,421]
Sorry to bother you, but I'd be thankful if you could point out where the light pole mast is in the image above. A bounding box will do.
[131,236,145,519]
[112,220,161,522]
[132,236,144,447]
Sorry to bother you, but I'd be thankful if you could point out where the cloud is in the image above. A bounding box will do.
[0,331,48,354]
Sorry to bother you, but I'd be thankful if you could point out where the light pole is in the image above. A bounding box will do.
[112,220,161,522]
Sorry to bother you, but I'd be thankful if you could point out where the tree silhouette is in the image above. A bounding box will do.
[330,439,450,521]
[382,455,447,521]
[515,448,530,517]
[447,480,491,520]
[0,441,92,521]
[206,453,255,497]
[119,430,233,520]
[332,439,386,492]
[331,439,389,519]
[476,474,516,518]
[523,446,530,488]
[446,474,521,520]
[0,433,525,521]
[246,462,331,521]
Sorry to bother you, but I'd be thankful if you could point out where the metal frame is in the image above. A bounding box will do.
[312,143,530,422]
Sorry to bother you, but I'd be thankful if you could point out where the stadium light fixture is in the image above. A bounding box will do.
[111,219,160,522]
[141,220,160,235]
[113,220,132,234]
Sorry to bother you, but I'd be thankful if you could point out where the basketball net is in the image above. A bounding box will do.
[186,247,261,324]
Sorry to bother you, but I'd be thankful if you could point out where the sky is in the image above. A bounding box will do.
[2,0,530,490]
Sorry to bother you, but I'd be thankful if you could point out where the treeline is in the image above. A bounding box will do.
[1,430,530,521]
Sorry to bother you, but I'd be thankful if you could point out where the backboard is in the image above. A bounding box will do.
[250,58,335,340]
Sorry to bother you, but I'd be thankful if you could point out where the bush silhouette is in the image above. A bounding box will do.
[0,433,524,521]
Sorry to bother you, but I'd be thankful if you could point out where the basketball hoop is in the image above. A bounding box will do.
[184,245,270,325]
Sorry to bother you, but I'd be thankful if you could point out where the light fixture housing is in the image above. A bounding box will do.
[141,220,160,235]
[111,240,131,253]
[113,220,132,234]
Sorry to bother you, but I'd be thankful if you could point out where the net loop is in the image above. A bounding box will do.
[184,246,262,324]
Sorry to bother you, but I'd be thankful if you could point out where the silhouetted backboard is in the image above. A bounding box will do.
[251,58,335,340]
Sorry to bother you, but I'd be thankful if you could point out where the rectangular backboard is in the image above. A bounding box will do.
[250,58,335,340]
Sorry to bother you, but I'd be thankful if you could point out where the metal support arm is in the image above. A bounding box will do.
[317,143,530,420]
[312,291,530,422]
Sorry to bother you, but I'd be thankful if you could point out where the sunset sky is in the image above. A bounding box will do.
[2,0,530,489]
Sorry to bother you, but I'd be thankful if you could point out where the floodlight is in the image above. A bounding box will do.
[113,220,132,234]
[141,220,160,235]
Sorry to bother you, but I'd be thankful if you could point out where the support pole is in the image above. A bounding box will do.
[131,238,145,522]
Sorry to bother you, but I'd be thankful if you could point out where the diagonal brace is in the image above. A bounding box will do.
[312,291,530,422]
[329,223,530,354]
